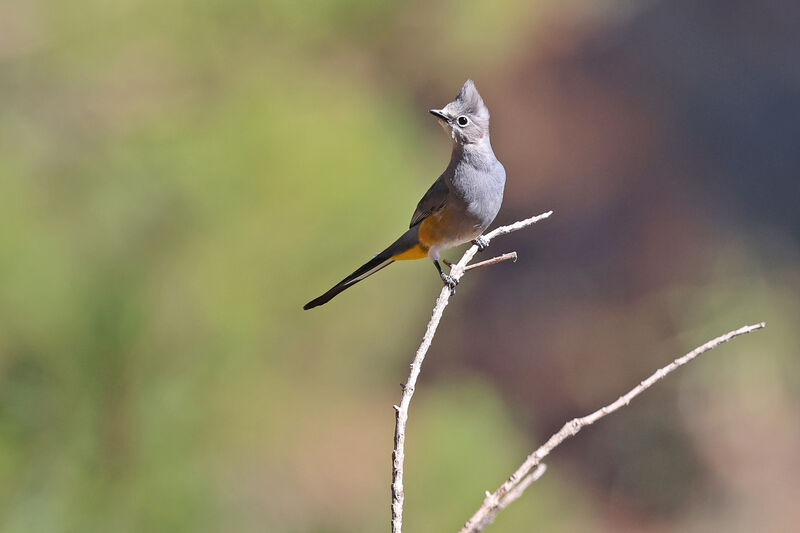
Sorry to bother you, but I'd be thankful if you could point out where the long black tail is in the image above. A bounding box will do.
[303,227,419,310]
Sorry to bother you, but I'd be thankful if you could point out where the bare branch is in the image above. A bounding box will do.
[391,211,553,533]
[387,208,765,532]
[498,464,547,509]
[459,322,767,533]
[464,252,518,272]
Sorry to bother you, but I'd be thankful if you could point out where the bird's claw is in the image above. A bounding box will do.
[472,235,489,252]
[440,272,459,294]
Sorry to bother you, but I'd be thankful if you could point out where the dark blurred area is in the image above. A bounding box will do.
[1,0,798,531]
[442,0,800,529]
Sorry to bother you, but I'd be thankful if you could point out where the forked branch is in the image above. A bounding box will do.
[391,211,553,533]
[389,205,764,533]
[459,322,766,532]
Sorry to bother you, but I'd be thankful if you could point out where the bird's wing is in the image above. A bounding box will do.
[409,177,449,228]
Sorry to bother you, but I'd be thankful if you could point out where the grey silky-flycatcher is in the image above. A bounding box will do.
[304,80,506,310]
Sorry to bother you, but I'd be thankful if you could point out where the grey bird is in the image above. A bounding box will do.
[303,79,506,310]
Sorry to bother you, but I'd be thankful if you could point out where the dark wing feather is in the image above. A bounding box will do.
[409,177,448,228]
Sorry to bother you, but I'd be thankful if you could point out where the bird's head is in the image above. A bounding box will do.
[429,79,490,145]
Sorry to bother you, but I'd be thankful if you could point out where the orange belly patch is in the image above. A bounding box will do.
[418,211,451,248]
[392,243,428,260]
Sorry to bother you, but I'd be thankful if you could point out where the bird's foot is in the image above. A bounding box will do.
[440,272,459,294]
[442,259,454,269]
[472,235,489,252]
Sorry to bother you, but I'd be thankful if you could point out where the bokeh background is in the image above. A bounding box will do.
[2,0,799,531]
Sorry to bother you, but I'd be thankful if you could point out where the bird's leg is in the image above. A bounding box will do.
[472,235,489,252]
[433,260,458,293]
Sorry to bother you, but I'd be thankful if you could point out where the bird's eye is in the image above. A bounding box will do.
[457,116,469,127]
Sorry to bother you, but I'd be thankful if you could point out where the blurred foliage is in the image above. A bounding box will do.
[0,0,562,531]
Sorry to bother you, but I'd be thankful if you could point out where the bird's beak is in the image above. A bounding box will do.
[429,109,448,122]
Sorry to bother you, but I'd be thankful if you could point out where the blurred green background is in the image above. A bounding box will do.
[2,0,799,531]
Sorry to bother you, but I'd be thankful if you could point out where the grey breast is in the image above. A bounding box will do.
[449,153,506,237]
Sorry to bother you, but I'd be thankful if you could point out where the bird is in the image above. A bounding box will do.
[303,80,506,310]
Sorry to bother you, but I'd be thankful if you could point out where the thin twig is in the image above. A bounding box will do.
[499,464,547,509]
[459,322,767,533]
[391,211,553,533]
[464,252,518,271]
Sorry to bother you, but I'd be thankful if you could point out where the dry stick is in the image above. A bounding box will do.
[391,211,553,533]
[460,322,767,533]
[464,252,518,271]
[498,464,547,510]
